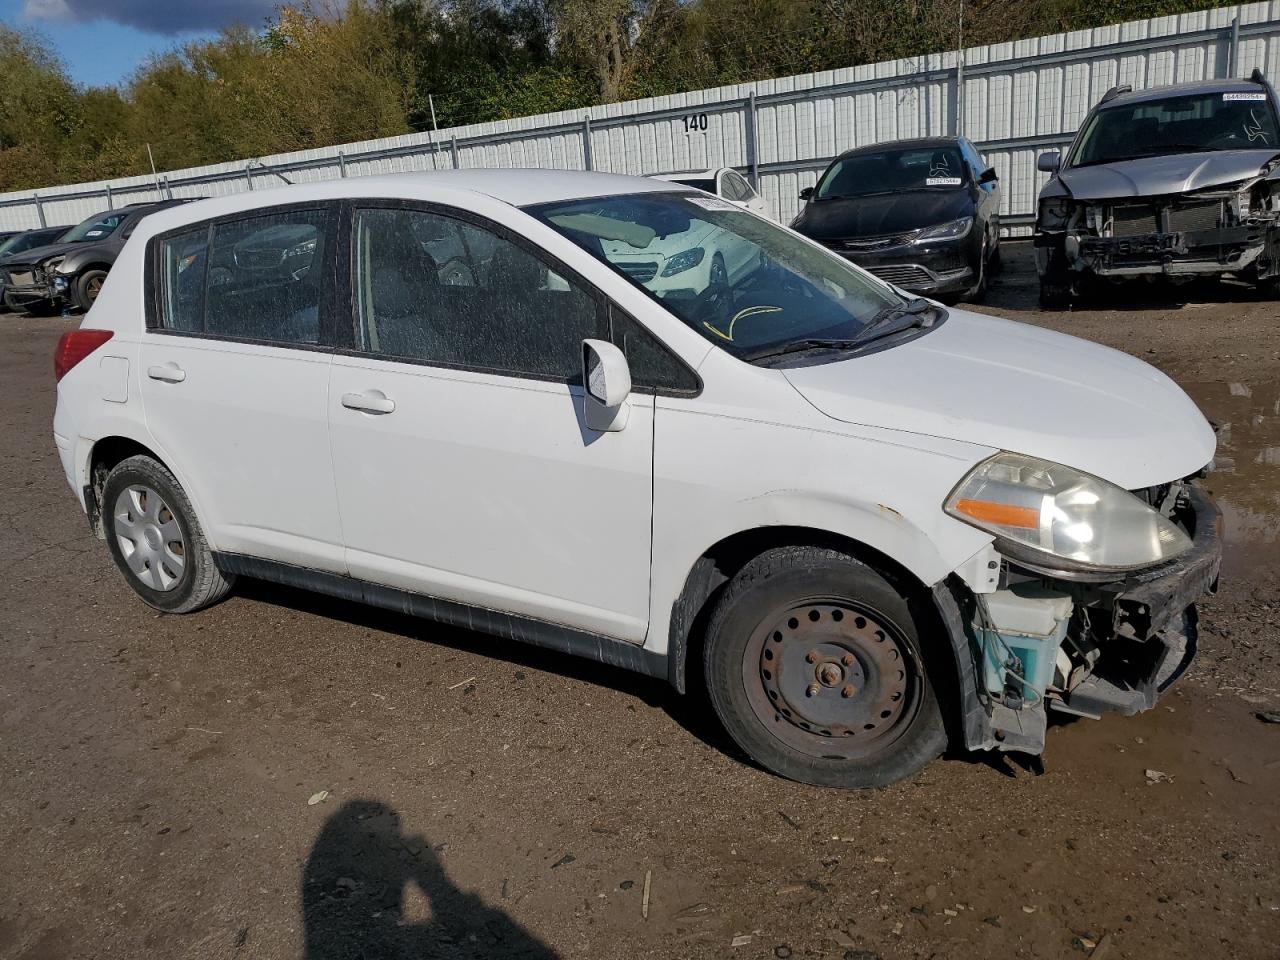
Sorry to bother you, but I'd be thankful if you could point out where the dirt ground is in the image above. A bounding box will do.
[1,241,1277,960]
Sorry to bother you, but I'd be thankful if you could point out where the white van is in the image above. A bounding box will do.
[52,170,1221,788]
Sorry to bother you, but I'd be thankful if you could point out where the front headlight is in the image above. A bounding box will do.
[42,255,66,274]
[661,247,705,277]
[945,452,1192,574]
[913,217,972,243]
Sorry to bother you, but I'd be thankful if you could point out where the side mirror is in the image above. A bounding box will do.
[1036,152,1061,174]
[799,186,814,201]
[978,167,998,185]
[582,339,631,432]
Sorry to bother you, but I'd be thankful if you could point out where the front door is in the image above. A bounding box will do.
[327,205,655,642]
[139,204,345,572]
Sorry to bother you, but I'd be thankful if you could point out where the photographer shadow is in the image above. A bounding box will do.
[302,799,559,960]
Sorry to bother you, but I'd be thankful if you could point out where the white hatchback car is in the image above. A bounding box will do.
[53,170,1221,788]
[651,167,771,217]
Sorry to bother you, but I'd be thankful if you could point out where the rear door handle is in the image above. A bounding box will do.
[341,391,396,415]
[147,362,186,383]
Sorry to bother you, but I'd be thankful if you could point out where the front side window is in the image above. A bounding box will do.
[814,146,968,200]
[1071,91,1280,167]
[528,192,905,362]
[723,171,756,202]
[154,207,331,344]
[352,207,606,381]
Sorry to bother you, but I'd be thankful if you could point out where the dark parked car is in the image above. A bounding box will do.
[0,226,70,312]
[1034,70,1280,306]
[2,200,189,314]
[790,136,1001,302]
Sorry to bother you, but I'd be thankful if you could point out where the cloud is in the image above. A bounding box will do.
[21,0,282,34]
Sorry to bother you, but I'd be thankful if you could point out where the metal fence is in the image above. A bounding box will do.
[2,2,1278,234]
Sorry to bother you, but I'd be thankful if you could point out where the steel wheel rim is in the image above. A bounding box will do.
[741,598,923,761]
[86,276,104,301]
[113,485,186,592]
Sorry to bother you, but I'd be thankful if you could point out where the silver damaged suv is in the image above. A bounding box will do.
[1034,70,1280,305]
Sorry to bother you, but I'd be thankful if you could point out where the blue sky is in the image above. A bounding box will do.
[0,0,278,88]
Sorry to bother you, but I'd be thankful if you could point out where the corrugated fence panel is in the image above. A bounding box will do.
[0,3,1277,234]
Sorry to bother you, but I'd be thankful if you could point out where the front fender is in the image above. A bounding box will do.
[55,245,117,277]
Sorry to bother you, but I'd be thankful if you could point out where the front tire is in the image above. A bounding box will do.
[703,546,946,788]
[102,455,234,613]
[74,269,108,313]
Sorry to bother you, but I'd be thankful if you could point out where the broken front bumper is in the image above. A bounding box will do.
[2,276,65,309]
[1051,484,1222,719]
[937,484,1223,754]
[1037,222,1279,280]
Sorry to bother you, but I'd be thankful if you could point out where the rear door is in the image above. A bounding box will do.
[139,203,345,572]
[327,203,656,641]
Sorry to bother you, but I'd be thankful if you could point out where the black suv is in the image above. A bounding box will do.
[1,200,189,314]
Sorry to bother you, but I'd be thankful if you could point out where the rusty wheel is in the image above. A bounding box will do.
[745,600,921,760]
[704,546,946,787]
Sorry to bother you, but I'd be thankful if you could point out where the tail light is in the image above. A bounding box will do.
[54,329,113,382]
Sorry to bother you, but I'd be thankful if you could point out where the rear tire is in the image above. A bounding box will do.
[102,455,234,614]
[703,546,946,788]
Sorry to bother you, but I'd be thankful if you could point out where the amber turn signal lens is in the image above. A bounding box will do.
[953,498,1039,530]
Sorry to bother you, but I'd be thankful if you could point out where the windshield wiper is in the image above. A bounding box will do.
[743,298,941,364]
[742,337,864,363]
[853,297,940,343]
[1076,145,1216,167]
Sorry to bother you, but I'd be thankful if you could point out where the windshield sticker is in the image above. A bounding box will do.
[703,303,781,342]
[84,230,106,238]
[1224,92,1267,101]
[925,176,962,186]
[1245,109,1271,143]
[684,195,738,212]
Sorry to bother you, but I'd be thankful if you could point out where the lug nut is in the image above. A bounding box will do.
[805,650,818,664]
[806,683,821,697]
[841,654,855,667]
[841,685,855,698]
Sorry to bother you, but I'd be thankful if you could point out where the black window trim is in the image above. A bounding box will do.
[337,197,702,397]
[144,199,341,354]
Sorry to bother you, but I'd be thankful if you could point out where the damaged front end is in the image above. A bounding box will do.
[1036,159,1280,289]
[937,475,1222,755]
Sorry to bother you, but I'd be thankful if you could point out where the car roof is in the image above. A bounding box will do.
[651,168,726,181]
[836,136,961,159]
[138,170,694,236]
[1101,78,1271,107]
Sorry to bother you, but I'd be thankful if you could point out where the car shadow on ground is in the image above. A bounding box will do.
[233,578,744,760]
[303,798,560,959]
[234,578,1049,783]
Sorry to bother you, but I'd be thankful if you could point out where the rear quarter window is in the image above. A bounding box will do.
[152,207,334,346]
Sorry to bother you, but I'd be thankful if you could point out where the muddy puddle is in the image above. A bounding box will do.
[1184,380,1280,577]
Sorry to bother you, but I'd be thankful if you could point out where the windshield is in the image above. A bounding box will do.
[815,145,967,200]
[1071,91,1280,166]
[60,211,128,243]
[527,192,904,361]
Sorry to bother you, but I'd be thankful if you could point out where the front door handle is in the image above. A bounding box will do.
[147,362,186,383]
[341,391,396,415]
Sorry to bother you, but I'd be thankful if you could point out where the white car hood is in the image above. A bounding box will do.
[781,309,1216,490]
